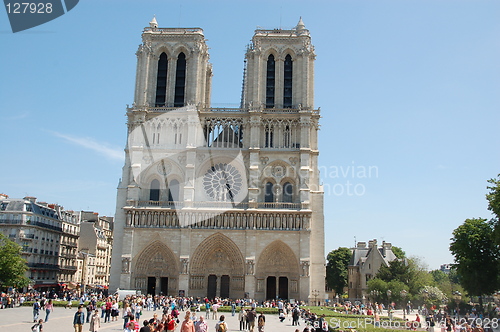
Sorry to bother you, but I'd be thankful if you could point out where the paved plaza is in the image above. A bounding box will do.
[0,306,309,332]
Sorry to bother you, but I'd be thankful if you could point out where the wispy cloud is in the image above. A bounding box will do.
[50,131,124,161]
[8,112,30,120]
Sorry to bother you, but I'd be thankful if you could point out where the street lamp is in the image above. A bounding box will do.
[312,289,320,306]
[400,290,408,320]
[454,291,462,319]
[387,290,392,319]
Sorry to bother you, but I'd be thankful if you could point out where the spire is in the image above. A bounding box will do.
[149,15,158,28]
[295,17,305,31]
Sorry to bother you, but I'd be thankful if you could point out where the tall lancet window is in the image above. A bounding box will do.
[266,54,275,108]
[150,179,160,201]
[283,54,293,108]
[265,182,274,203]
[155,53,168,107]
[174,52,186,107]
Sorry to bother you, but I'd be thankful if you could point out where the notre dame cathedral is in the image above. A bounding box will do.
[109,17,325,303]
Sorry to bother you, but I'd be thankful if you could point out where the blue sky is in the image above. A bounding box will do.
[1,0,499,270]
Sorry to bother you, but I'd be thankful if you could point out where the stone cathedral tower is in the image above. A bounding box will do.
[109,17,325,303]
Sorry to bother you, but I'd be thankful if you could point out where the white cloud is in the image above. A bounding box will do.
[50,131,124,161]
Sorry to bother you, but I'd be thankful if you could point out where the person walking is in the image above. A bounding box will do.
[247,308,256,332]
[180,311,195,332]
[257,312,265,332]
[33,299,41,322]
[215,315,228,332]
[195,316,208,332]
[44,299,54,322]
[89,309,101,332]
[31,319,44,332]
[73,305,86,332]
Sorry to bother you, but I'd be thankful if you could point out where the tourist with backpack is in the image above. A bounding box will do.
[31,318,43,332]
[33,299,41,322]
[215,315,228,332]
[257,312,266,332]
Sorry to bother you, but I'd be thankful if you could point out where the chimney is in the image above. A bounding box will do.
[368,239,377,249]
[24,196,37,203]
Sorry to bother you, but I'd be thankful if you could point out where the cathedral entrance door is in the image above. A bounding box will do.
[160,277,168,295]
[220,275,230,298]
[207,274,217,299]
[266,276,277,300]
[278,277,288,299]
[147,277,156,295]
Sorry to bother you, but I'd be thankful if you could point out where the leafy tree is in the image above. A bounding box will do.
[392,246,406,259]
[376,256,433,297]
[326,247,351,295]
[367,278,408,306]
[0,233,30,289]
[420,285,448,307]
[450,218,500,310]
[487,174,500,244]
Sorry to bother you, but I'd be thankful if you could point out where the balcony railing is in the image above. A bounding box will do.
[27,263,60,270]
[134,201,307,210]
[60,265,77,271]
[31,221,63,232]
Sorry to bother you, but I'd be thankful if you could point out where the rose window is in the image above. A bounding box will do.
[203,163,242,201]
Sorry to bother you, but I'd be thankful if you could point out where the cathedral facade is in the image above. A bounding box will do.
[109,17,325,302]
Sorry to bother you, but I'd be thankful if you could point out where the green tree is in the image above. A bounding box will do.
[0,233,30,289]
[392,246,406,259]
[376,257,433,297]
[326,247,351,295]
[450,218,500,310]
[487,174,500,244]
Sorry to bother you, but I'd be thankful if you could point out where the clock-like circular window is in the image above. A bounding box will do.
[203,163,243,201]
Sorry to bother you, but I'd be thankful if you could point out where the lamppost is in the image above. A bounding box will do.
[401,290,408,320]
[454,291,462,319]
[312,289,320,306]
[422,289,429,317]
[387,290,392,319]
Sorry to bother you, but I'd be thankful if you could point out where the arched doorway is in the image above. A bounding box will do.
[190,233,245,299]
[256,240,300,300]
[133,241,179,295]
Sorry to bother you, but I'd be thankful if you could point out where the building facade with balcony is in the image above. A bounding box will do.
[79,212,113,289]
[109,18,325,302]
[0,194,80,290]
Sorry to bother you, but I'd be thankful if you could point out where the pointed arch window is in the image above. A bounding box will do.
[264,182,274,203]
[266,54,275,108]
[174,52,186,107]
[168,179,180,202]
[283,182,293,203]
[283,54,293,108]
[150,179,160,201]
[155,52,168,107]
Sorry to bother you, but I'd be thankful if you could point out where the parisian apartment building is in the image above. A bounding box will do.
[0,193,113,292]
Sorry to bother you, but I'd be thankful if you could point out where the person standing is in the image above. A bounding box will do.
[180,311,195,332]
[204,302,210,319]
[44,299,54,322]
[73,305,85,332]
[195,316,208,332]
[238,308,246,330]
[165,313,177,332]
[215,315,228,332]
[257,312,265,332]
[89,309,101,332]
